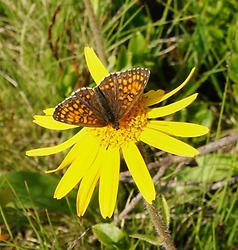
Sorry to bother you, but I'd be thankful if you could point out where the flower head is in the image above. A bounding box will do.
[26,47,209,218]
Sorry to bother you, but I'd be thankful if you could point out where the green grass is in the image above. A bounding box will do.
[0,0,238,249]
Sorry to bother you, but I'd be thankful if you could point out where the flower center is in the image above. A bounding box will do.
[88,98,147,148]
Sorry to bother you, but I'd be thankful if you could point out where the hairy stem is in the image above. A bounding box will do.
[83,0,107,66]
[145,201,176,250]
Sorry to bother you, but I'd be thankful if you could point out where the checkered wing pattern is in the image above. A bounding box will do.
[99,68,150,119]
[53,87,107,126]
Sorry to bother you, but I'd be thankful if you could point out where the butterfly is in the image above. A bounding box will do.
[53,68,150,129]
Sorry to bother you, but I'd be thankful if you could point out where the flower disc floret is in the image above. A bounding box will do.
[90,99,148,148]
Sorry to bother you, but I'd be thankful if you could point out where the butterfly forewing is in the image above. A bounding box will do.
[99,68,150,119]
[53,87,107,127]
[97,72,119,118]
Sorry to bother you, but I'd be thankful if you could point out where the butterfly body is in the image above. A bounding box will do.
[53,68,150,129]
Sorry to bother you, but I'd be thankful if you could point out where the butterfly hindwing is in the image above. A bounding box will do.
[53,87,107,126]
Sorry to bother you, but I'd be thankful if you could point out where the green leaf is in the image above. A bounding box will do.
[128,32,148,55]
[0,171,76,213]
[160,195,170,228]
[128,32,149,65]
[117,45,132,70]
[130,233,162,246]
[178,102,214,129]
[92,223,127,249]
[193,107,214,128]
[0,189,15,207]
[178,154,238,183]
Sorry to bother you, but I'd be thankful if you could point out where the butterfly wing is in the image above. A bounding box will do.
[98,68,150,120]
[53,68,150,127]
[96,72,119,116]
[53,87,107,127]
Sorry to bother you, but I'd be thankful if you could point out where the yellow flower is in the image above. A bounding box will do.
[26,47,209,218]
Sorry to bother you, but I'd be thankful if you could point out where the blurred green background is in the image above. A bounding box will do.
[0,0,238,249]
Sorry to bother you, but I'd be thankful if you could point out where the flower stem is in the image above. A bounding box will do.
[145,201,176,250]
[83,0,107,66]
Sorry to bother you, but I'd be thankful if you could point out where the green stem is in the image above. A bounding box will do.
[83,0,107,66]
[145,201,176,250]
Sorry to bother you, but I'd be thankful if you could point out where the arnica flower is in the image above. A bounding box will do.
[26,47,209,218]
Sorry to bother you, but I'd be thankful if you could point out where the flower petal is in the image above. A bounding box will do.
[148,67,196,106]
[147,121,209,137]
[46,129,97,173]
[121,142,155,203]
[144,89,165,107]
[140,127,198,157]
[33,115,78,130]
[26,128,87,156]
[46,142,81,174]
[147,93,198,119]
[99,147,120,218]
[54,133,100,199]
[77,147,104,216]
[43,108,55,115]
[84,47,109,85]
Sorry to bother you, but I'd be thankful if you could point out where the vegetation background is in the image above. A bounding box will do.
[0,0,238,249]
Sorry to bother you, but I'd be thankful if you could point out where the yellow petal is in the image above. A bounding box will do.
[46,130,97,173]
[43,108,55,115]
[144,89,165,106]
[99,147,120,218]
[140,127,198,157]
[54,133,100,199]
[46,142,81,174]
[33,115,78,130]
[121,142,155,203]
[77,147,104,216]
[152,67,196,105]
[147,121,209,137]
[147,93,198,119]
[26,128,87,156]
[84,47,109,85]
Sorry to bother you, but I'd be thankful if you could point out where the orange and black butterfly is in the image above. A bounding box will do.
[53,68,150,129]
